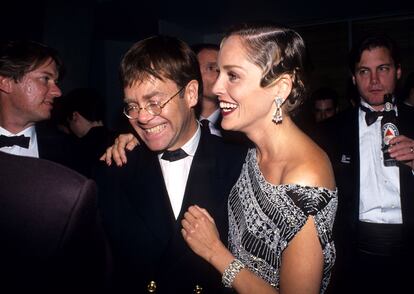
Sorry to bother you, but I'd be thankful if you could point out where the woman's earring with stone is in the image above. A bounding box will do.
[272,97,283,123]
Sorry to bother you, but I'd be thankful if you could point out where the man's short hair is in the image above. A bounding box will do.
[0,40,63,82]
[311,87,339,108]
[191,43,220,55]
[120,35,202,99]
[349,34,401,74]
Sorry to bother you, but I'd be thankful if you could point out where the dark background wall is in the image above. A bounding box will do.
[3,0,414,130]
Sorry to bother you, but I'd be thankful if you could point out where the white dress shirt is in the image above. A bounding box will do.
[200,108,222,137]
[0,126,39,158]
[358,101,402,224]
[159,126,201,219]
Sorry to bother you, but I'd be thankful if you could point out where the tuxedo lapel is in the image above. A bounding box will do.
[166,131,227,261]
[35,125,49,159]
[36,123,62,159]
[215,113,223,132]
[181,145,216,216]
[329,109,360,229]
[126,150,175,245]
[396,105,414,230]
[399,164,414,228]
[352,110,361,222]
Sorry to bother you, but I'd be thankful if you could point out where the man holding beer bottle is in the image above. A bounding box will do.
[318,34,414,294]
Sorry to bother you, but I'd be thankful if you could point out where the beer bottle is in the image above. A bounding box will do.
[381,94,399,166]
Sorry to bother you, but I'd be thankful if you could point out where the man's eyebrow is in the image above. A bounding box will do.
[356,65,369,70]
[124,91,163,103]
[357,63,392,70]
[38,70,57,77]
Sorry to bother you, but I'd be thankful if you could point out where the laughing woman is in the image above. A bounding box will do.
[181,23,337,294]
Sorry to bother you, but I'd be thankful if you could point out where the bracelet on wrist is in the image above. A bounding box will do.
[222,258,245,288]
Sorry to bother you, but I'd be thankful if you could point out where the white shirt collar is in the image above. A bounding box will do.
[157,125,201,219]
[200,108,220,125]
[360,97,398,114]
[0,125,36,138]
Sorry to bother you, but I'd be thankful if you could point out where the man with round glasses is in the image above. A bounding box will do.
[123,86,185,119]
[96,35,246,293]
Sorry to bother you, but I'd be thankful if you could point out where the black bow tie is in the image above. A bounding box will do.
[0,134,30,148]
[161,148,188,162]
[360,105,384,126]
[200,119,211,134]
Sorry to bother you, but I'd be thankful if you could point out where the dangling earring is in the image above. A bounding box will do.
[272,97,283,123]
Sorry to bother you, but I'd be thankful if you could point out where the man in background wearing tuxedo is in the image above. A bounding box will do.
[192,43,222,136]
[0,40,76,167]
[319,34,414,294]
[192,43,249,145]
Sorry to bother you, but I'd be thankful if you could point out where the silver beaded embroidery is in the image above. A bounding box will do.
[228,149,338,293]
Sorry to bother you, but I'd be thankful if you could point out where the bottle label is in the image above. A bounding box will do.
[382,122,399,146]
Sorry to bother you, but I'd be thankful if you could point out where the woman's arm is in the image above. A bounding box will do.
[182,205,278,294]
[182,205,324,294]
[279,216,324,294]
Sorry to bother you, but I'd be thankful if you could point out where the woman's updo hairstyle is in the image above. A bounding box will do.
[223,22,309,115]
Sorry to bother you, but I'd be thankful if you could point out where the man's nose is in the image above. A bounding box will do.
[50,83,62,98]
[370,72,379,84]
[136,107,154,124]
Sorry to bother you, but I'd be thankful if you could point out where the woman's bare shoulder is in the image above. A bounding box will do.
[284,142,335,190]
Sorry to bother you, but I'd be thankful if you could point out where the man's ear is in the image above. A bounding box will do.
[184,79,199,108]
[396,65,402,80]
[352,75,356,85]
[0,76,13,94]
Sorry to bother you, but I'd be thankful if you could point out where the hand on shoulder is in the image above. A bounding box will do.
[99,133,139,166]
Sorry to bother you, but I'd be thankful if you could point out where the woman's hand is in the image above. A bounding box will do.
[99,133,139,166]
[181,205,227,263]
[182,205,279,294]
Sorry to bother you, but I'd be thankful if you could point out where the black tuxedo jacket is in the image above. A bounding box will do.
[96,130,247,293]
[0,151,110,293]
[318,105,414,241]
[316,104,414,290]
[36,122,79,169]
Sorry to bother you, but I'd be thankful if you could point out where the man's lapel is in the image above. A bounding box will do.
[126,151,175,245]
[179,131,223,220]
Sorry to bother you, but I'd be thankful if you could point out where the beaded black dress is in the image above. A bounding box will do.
[228,149,337,293]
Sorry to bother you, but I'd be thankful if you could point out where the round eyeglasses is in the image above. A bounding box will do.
[123,86,185,119]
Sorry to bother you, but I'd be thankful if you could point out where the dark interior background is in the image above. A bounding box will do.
[3,0,414,129]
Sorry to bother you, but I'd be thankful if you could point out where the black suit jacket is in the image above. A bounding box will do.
[0,151,110,293]
[316,104,414,290]
[97,130,247,293]
[36,122,79,169]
